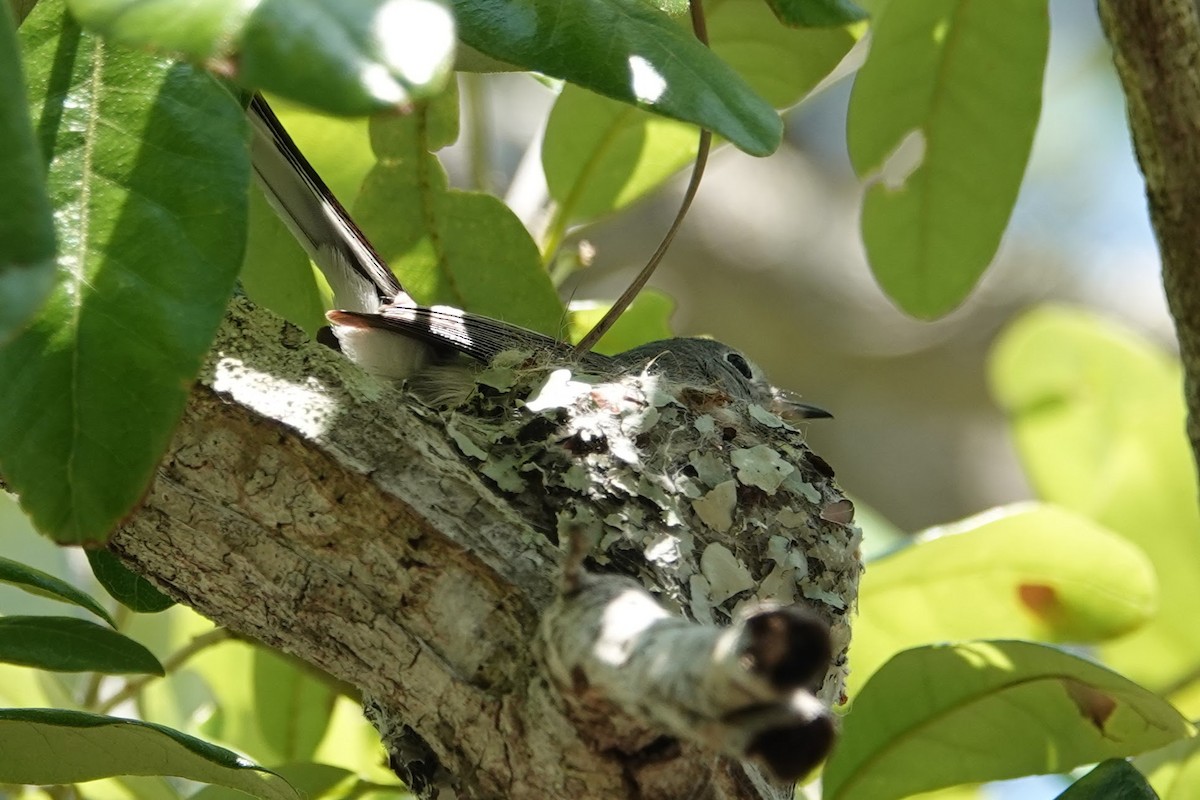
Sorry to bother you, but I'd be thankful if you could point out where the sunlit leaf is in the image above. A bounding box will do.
[453,0,782,156]
[848,0,1048,317]
[542,85,697,227]
[0,616,162,674]
[1,1,247,542]
[67,0,455,115]
[0,0,55,343]
[253,648,337,762]
[312,696,406,783]
[710,0,857,108]
[1137,736,1200,800]
[990,308,1200,712]
[851,503,1157,695]
[824,640,1193,800]
[0,708,297,800]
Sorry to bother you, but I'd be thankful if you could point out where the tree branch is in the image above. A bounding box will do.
[1098,1,1200,476]
[109,297,860,799]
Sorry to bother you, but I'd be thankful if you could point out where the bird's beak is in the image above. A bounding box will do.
[773,389,833,421]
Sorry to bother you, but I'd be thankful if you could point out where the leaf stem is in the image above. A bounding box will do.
[96,627,233,714]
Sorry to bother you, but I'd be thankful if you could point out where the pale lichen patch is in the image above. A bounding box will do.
[731,445,794,494]
[748,404,784,428]
[692,480,737,532]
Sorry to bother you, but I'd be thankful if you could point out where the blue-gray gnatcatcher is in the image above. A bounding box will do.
[247,96,829,420]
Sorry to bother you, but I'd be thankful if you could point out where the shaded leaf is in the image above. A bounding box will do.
[823,640,1192,800]
[2,1,248,543]
[1057,759,1158,800]
[241,186,329,337]
[355,92,563,333]
[67,0,455,115]
[192,763,357,800]
[87,549,175,613]
[0,708,297,800]
[848,0,1048,317]
[452,0,782,156]
[763,0,868,27]
[990,309,1200,712]
[851,503,1157,695]
[0,554,114,626]
[0,0,55,343]
[0,616,163,674]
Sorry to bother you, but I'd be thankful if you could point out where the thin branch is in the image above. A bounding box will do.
[1097,0,1200,479]
[96,627,233,714]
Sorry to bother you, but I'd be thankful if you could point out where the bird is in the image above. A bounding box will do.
[246,94,830,420]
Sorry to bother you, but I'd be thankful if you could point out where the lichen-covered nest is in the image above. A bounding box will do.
[413,350,863,704]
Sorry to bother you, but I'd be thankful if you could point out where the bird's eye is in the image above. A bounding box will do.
[726,352,754,379]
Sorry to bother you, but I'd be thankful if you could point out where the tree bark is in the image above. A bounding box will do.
[1098,0,1200,477]
[109,297,861,800]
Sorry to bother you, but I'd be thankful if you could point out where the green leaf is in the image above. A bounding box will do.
[452,0,782,156]
[0,1,55,344]
[1,2,248,543]
[823,640,1193,800]
[709,0,857,109]
[850,503,1158,696]
[67,0,456,115]
[567,290,675,355]
[0,616,163,674]
[847,0,1048,317]
[241,186,329,337]
[1137,736,1200,799]
[989,309,1200,711]
[0,708,298,800]
[1057,759,1159,800]
[539,0,852,234]
[191,763,357,800]
[86,549,175,613]
[763,0,868,28]
[0,554,114,627]
[542,84,697,227]
[355,92,563,333]
[253,648,337,762]
[189,637,302,763]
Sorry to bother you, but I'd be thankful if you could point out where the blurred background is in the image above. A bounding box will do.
[444,0,1170,535]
